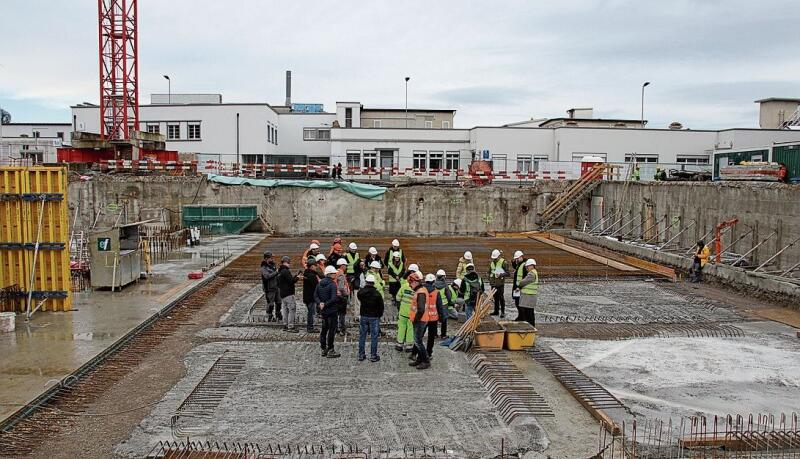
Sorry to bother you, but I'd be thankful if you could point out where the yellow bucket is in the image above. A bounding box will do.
[474,321,505,349]
[499,321,537,350]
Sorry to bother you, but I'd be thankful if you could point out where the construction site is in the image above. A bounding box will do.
[1,2,800,459]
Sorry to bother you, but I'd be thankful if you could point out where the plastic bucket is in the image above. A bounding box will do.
[0,312,16,333]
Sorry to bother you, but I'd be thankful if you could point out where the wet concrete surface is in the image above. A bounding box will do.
[117,342,549,458]
[0,234,264,422]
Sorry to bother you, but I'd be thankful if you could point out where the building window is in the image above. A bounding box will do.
[363,151,377,169]
[303,128,330,141]
[167,124,180,140]
[33,131,41,138]
[57,132,64,140]
[534,155,549,171]
[345,107,352,128]
[373,120,382,128]
[445,152,460,170]
[624,154,658,163]
[429,151,444,170]
[442,121,450,129]
[188,123,201,140]
[317,129,330,140]
[676,155,709,164]
[242,154,264,164]
[346,150,361,169]
[303,128,316,140]
[491,154,508,171]
[412,151,427,170]
[425,120,433,129]
[274,127,277,145]
[267,125,272,143]
[146,123,160,134]
[517,155,532,173]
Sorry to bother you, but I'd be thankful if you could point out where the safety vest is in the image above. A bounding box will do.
[438,284,456,306]
[409,287,439,323]
[462,274,482,300]
[396,279,414,316]
[371,270,385,298]
[521,269,539,296]
[387,257,404,283]
[490,258,506,279]
[515,263,525,286]
[345,252,359,274]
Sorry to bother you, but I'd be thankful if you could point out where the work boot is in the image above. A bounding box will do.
[490,312,499,316]
[369,355,380,362]
[358,355,366,362]
[416,361,431,370]
[408,360,419,366]
[326,350,341,358]
[500,313,505,318]
[408,352,417,360]
[404,346,413,353]
[286,328,299,334]
[394,343,403,351]
[321,348,328,357]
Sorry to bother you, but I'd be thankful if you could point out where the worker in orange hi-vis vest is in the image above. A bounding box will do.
[408,273,442,371]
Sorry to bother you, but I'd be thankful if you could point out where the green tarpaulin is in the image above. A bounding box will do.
[206,174,386,200]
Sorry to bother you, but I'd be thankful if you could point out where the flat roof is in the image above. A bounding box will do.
[2,122,71,126]
[754,97,800,103]
[361,107,456,113]
[539,118,644,126]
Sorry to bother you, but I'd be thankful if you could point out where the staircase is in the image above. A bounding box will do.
[538,164,608,231]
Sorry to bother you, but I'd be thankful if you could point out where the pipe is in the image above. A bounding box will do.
[235,113,240,168]
[732,231,776,267]
[657,219,696,251]
[754,234,800,272]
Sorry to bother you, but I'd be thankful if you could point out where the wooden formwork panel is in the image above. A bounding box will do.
[0,167,71,312]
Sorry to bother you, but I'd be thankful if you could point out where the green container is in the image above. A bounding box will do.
[182,205,258,235]
[771,143,800,183]
[713,149,769,180]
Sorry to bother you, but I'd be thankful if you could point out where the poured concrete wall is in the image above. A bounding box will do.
[68,176,570,236]
[591,181,800,270]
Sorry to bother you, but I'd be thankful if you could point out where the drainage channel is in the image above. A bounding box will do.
[0,238,268,457]
[468,350,554,424]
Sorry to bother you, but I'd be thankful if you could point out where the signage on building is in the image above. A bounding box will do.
[291,103,324,113]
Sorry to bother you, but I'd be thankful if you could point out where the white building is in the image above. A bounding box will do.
[0,122,72,164]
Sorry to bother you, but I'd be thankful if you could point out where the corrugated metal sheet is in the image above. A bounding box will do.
[772,143,800,183]
[182,205,258,235]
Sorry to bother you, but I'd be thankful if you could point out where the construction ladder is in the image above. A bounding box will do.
[538,164,609,231]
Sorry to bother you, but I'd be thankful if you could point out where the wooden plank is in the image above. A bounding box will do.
[561,236,678,282]
[531,235,640,272]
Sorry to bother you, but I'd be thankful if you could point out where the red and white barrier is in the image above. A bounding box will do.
[101,159,198,173]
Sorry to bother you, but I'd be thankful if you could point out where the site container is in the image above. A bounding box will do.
[474,321,505,349]
[182,205,258,235]
[713,149,769,180]
[498,321,537,350]
[771,143,800,183]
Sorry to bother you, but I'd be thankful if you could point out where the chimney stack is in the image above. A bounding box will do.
[285,70,292,107]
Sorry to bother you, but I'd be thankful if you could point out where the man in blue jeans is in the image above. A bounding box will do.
[356,274,384,362]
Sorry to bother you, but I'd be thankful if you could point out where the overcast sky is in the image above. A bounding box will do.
[1,0,798,129]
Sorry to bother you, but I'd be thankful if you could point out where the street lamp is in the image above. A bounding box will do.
[163,75,171,104]
[641,81,650,128]
[405,77,410,128]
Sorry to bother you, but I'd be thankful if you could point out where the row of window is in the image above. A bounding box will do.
[146,122,202,140]
[369,120,450,128]
[268,123,278,145]
[624,154,709,164]
[303,128,331,141]
[411,151,460,170]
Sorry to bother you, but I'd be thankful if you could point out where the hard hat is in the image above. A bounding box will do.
[409,272,423,282]
[311,239,320,245]
[464,251,473,260]
[466,263,475,269]
[263,251,273,258]
[307,256,316,265]
[368,247,378,255]
[365,274,376,283]
[315,254,326,262]
[370,261,382,269]
[436,269,446,277]
[525,258,537,267]
[348,242,358,250]
[491,249,501,259]
[281,255,291,262]
[424,273,436,282]
[336,258,348,266]
[392,251,401,258]
[453,279,462,287]
[392,239,400,246]
[513,250,524,259]
[309,243,320,250]
[408,263,420,272]
[324,266,338,275]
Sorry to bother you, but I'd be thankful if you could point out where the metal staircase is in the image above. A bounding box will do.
[538,164,608,231]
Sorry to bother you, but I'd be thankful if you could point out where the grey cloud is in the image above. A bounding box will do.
[431,86,541,106]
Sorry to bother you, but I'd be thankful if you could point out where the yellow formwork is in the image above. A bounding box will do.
[0,167,71,312]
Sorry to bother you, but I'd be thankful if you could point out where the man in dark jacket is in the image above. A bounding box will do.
[302,256,320,333]
[356,274,384,362]
[459,264,484,320]
[277,256,302,333]
[315,266,342,358]
[260,252,281,322]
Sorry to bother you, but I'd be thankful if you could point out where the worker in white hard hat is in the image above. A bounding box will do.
[364,246,381,272]
[334,258,351,335]
[488,249,509,318]
[383,239,406,267]
[408,273,441,370]
[386,251,405,308]
[315,265,343,358]
[301,240,321,269]
[433,269,457,339]
[344,242,363,308]
[368,260,385,299]
[511,250,525,311]
[458,263,485,320]
[456,251,473,279]
[356,274,384,362]
[517,259,539,326]
[394,265,417,352]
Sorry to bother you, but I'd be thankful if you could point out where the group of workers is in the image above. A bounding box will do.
[260,238,541,369]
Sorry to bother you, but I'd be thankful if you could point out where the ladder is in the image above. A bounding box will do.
[781,106,800,128]
[538,164,608,231]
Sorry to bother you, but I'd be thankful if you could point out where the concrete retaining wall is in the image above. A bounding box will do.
[68,176,571,235]
[590,181,800,271]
